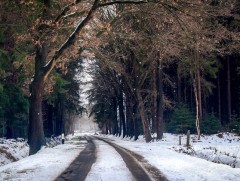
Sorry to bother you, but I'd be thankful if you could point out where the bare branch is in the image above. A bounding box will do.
[55,3,74,23]
[98,0,148,7]
[54,0,84,23]
[43,0,161,79]
[43,0,100,79]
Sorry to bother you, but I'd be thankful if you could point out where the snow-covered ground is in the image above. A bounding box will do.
[0,135,86,181]
[102,133,240,181]
[0,138,29,167]
[0,132,240,181]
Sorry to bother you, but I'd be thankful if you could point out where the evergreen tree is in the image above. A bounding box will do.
[167,104,195,134]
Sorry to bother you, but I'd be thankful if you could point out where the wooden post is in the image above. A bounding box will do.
[61,133,65,144]
[186,130,190,147]
[179,136,182,145]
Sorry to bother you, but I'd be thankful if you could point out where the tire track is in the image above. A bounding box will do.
[55,136,96,181]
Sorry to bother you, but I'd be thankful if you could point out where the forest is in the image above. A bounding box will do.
[0,0,240,155]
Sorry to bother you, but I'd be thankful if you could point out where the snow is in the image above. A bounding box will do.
[0,136,86,181]
[101,133,240,181]
[0,132,240,181]
[0,138,29,166]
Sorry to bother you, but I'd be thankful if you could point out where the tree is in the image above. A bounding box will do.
[0,24,29,138]
[25,0,152,155]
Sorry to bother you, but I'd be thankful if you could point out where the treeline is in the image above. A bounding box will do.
[88,1,240,140]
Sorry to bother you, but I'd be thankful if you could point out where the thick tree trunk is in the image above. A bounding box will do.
[28,80,46,155]
[136,89,152,142]
[28,44,49,155]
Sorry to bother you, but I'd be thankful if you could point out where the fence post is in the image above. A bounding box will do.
[179,136,182,145]
[61,133,65,144]
[186,130,190,147]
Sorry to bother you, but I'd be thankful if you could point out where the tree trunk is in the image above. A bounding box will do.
[177,71,181,103]
[59,94,65,134]
[197,64,202,121]
[184,78,187,103]
[153,63,157,133]
[217,73,222,124]
[28,80,46,155]
[118,91,126,137]
[112,97,118,135]
[227,57,231,122]
[6,125,14,139]
[157,58,164,140]
[28,44,49,155]
[193,77,200,140]
[133,116,139,141]
[136,89,152,142]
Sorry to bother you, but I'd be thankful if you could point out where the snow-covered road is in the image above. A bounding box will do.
[1,133,240,181]
[85,139,135,181]
[57,136,164,181]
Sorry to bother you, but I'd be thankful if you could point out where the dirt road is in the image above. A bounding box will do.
[55,136,168,181]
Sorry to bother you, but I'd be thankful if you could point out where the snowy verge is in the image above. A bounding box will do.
[170,133,240,168]
[0,138,29,167]
[0,135,76,167]
[0,135,86,181]
[100,133,240,181]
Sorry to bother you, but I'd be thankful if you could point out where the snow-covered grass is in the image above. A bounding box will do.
[0,135,67,167]
[171,133,240,168]
[0,132,240,181]
[0,134,86,181]
[0,138,29,167]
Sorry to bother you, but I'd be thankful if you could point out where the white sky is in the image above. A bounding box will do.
[78,58,93,105]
